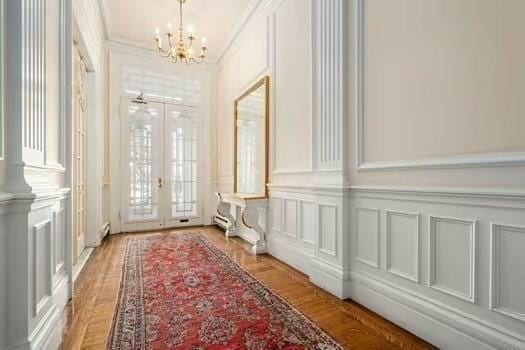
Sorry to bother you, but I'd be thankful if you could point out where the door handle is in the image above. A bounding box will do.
[158,177,163,188]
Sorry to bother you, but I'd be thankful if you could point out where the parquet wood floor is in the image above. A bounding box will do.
[61,226,437,350]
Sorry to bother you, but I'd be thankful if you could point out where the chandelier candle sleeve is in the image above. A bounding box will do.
[154,0,208,64]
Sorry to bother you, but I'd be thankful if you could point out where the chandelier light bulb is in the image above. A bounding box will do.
[167,22,172,30]
[201,37,207,45]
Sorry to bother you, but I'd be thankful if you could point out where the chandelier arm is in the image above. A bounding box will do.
[155,0,205,64]
[167,33,175,51]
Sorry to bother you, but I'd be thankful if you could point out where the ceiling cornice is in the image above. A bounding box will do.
[215,0,265,64]
[97,0,112,39]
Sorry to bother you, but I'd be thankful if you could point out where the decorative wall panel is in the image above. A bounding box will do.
[53,208,66,276]
[490,223,525,321]
[318,203,337,257]
[355,207,379,267]
[32,219,52,317]
[299,200,315,245]
[283,199,298,238]
[270,197,282,232]
[428,216,477,303]
[386,210,420,282]
[350,188,525,349]
[354,0,525,170]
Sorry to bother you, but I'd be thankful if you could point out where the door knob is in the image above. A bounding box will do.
[158,177,163,188]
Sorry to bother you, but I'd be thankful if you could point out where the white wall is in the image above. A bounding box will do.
[345,1,525,348]
[273,0,312,174]
[214,0,315,188]
[361,0,525,163]
[213,0,350,296]
[349,0,525,189]
[214,0,525,348]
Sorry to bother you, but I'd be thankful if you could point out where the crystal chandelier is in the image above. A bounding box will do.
[154,0,207,64]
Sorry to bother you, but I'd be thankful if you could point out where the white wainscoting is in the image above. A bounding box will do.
[267,184,349,298]
[349,186,525,350]
[3,190,71,350]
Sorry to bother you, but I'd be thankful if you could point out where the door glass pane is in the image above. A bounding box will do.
[127,103,162,221]
[166,106,198,218]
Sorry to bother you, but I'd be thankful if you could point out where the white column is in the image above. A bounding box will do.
[3,1,74,349]
[308,0,351,298]
[314,0,347,180]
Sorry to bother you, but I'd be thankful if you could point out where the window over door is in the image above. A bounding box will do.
[119,65,206,232]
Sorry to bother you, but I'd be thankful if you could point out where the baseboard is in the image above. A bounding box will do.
[349,269,525,350]
[8,277,69,350]
[309,257,349,299]
[73,247,94,282]
[267,235,314,276]
[267,235,351,298]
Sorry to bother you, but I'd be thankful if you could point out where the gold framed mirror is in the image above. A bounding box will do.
[234,76,270,199]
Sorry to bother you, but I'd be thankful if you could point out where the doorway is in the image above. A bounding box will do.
[120,97,202,232]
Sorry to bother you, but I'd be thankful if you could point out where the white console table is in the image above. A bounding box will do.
[214,193,267,255]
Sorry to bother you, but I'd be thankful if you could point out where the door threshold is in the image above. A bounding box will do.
[73,247,95,282]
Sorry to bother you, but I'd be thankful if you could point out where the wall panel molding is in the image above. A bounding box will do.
[283,198,298,238]
[350,187,525,349]
[355,207,379,268]
[490,223,525,322]
[385,210,420,283]
[32,219,52,317]
[318,203,337,257]
[268,185,349,299]
[299,200,315,245]
[52,208,66,277]
[354,0,525,171]
[270,197,282,233]
[428,216,477,303]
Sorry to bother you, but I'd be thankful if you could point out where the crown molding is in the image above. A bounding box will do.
[216,0,266,64]
[97,0,111,39]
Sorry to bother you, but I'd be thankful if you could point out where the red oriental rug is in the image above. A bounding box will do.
[107,233,343,350]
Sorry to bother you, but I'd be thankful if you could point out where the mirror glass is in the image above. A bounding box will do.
[234,76,269,199]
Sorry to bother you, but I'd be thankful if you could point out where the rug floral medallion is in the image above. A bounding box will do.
[107,233,343,350]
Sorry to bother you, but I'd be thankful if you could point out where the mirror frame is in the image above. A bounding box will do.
[233,75,270,199]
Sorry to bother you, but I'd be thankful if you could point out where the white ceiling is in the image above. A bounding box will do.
[103,0,256,62]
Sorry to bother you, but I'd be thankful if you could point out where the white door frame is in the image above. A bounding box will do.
[71,17,103,253]
[108,51,212,234]
[119,97,205,232]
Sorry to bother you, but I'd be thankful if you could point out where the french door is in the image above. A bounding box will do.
[120,98,202,232]
[73,50,87,261]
